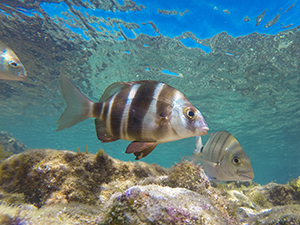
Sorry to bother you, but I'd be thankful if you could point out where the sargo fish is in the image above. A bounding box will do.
[57,75,209,159]
[193,131,254,181]
[0,41,27,81]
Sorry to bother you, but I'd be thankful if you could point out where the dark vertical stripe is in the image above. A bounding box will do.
[127,81,159,140]
[155,84,177,118]
[151,84,177,139]
[93,102,103,118]
[208,132,223,161]
[100,101,110,127]
[210,131,230,162]
[109,86,132,138]
[217,131,231,159]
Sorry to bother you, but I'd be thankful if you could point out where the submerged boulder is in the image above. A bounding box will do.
[0,131,28,162]
[0,148,299,224]
[0,148,167,208]
[0,131,28,155]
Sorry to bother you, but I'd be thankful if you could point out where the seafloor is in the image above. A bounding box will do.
[0,131,300,225]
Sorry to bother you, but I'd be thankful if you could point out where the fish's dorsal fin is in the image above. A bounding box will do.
[99,82,130,102]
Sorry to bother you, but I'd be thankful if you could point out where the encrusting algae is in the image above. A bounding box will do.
[0,135,300,224]
[0,145,13,162]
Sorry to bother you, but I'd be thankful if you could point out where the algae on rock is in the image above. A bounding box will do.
[0,147,300,224]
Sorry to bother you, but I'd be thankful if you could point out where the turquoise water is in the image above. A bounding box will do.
[1,0,300,185]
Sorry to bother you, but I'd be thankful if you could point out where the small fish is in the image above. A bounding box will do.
[192,131,254,182]
[56,75,209,160]
[0,41,27,81]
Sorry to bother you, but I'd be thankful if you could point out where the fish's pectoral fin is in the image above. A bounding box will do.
[199,157,222,181]
[200,157,220,169]
[94,118,119,142]
[125,141,157,160]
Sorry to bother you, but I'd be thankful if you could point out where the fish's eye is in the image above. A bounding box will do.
[232,156,240,165]
[184,107,198,120]
[8,61,20,69]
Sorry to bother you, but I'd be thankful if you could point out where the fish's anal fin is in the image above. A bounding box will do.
[94,118,119,142]
[125,141,157,160]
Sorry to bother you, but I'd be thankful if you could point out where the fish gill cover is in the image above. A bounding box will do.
[0,0,299,185]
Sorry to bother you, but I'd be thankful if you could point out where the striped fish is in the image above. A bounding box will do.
[0,41,27,81]
[57,74,209,159]
[192,131,254,181]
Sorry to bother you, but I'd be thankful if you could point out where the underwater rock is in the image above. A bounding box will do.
[102,185,235,225]
[222,182,300,224]
[162,160,210,192]
[244,182,300,207]
[0,148,299,224]
[0,148,167,208]
[0,131,28,155]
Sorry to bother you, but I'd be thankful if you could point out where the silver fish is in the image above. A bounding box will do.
[193,131,254,181]
[0,41,27,81]
[57,74,209,160]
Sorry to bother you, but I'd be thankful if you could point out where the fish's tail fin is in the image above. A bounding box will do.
[56,74,94,131]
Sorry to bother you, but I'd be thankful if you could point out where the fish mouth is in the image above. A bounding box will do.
[238,171,254,181]
[200,127,209,135]
[198,125,209,135]
[20,75,27,80]
[15,72,27,81]
[198,116,209,135]
[16,75,27,81]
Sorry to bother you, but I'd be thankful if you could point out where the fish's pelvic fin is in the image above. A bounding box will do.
[125,141,157,160]
[56,74,94,131]
[194,136,203,155]
[94,118,119,142]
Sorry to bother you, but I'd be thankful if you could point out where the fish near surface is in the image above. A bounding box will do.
[56,74,209,159]
[193,131,254,182]
[0,41,27,81]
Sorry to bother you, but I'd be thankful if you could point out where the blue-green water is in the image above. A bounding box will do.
[1,0,300,185]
